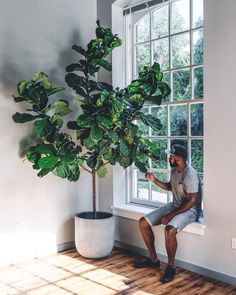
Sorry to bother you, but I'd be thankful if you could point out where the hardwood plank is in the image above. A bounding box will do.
[0,248,235,295]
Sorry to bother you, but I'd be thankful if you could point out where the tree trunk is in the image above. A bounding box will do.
[92,170,97,218]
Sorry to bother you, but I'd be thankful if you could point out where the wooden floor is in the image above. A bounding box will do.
[0,248,235,295]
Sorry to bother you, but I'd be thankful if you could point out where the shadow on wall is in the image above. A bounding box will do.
[0,30,83,156]
[0,30,81,100]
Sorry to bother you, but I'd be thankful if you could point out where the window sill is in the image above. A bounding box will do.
[112,203,206,236]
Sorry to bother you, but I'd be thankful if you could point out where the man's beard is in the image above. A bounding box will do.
[170,161,177,168]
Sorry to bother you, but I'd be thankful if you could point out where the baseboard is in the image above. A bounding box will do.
[57,241,75,253]
[114,240,236,287]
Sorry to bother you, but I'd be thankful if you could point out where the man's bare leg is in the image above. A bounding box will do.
[165,225,177,266]
[139,217,158,262]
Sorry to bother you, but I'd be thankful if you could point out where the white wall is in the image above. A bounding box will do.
[108,0,236,280]
[0,0,96,265]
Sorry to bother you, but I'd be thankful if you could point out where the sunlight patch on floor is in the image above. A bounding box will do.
[0,252,145,295]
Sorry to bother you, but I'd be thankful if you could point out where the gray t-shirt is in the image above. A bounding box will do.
[170,165,202,212]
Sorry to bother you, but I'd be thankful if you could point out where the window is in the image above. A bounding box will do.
[125,0,204,207]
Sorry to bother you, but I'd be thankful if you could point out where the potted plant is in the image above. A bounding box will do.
[12,21,171,258]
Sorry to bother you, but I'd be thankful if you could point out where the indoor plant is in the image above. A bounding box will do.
[12,21,171,258]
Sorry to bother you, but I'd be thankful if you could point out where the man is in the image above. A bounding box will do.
[133,144,202,283]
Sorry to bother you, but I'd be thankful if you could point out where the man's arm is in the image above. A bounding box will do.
[145,172,172,191]
[161,193,197,225]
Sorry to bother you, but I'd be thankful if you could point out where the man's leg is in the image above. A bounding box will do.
[164,225,177,267]
[139,217,158,262]
[160,225,177,283]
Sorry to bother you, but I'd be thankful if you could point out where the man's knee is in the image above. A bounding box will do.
[165,225,177,238]
[139,217,150,231]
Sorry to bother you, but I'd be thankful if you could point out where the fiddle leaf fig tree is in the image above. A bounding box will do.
[12,21,171,217]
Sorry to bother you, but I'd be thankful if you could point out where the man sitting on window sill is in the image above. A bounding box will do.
[133,144,202,283]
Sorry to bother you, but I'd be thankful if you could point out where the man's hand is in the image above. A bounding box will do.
[145,172,156,183]
[161,212,175,225]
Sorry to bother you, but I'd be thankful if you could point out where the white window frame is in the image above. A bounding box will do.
[124,0,204,208]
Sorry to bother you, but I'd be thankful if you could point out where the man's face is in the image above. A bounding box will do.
[169,155,184,167]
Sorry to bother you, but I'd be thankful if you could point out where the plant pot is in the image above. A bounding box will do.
[75,211,114,258]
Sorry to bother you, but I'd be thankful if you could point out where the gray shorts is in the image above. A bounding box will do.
[144,202,198,232]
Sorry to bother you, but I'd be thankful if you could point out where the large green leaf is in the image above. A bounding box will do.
[66,63,84,73]
[157,81,171,98]
[40,79,52,90]
[96,115,112,128]
[97,82,113,91]
[65,73,87,97]
[125,126,137,144]
[128,93,143,104]
[29,85,48,109]
[47,87,65,96]
[106,130,118,142]
[55,107,72,117]
[119,155,132,168]
[111,99,125,117]
[12,112,40,123]
[38,155,58,169]
[98,59,112,71]
[135,159,147,173]
[32,72,47,82]
[97,165,107,178]
[47,100,69,111]
[38,168,51,177]
[139,113,162,131]
[127,80,142,94]
[35,144,56,155]
[84,137,96,150]
[119,141,129,156]
[76,115,93,127]
[110,36,122,49]
[151,62,161,73]
[90,126,103,142]
[17,80,31,96]
[72,45,87,56]
[52,116,63,128]
[87,155,97,169]
[62,154,78,165]
[67,164,80,182]
[67,121,79,130]
[146,95,162,105]
[34,119,53,138]
[27,147,40,163]
[12,95,27,103]
[54,162,69,178]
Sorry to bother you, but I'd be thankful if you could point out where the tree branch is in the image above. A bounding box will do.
[81,166,92,174]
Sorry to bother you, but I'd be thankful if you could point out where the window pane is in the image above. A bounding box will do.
[193,66,203,99]
[192,0,203,28]
[151,139,167,169]
[151,171,168,203]
[191,140,203,172]
[136,170,149,199]
[171,0,190,34]
[153,38,169,70]
[135,14,150,43]
[173,69,191,101]
[191,103,203,136]
[152,5,169,39]
[151,106,167,136]
[137,107,148,137]
[170,104,188,136]
[136,43,151,74]
[171,33,190,68]
[162,72,171,102]
[192,28,203,65]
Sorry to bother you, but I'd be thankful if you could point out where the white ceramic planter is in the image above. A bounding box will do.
[75,211,114,259]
